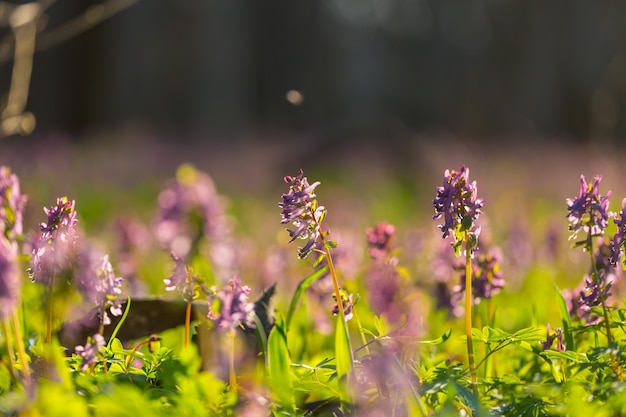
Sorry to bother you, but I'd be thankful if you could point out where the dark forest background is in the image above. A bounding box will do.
[1,0,626,144]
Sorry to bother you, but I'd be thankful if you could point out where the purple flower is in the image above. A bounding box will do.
[564,240,618,324]
[279,169,324,259]
[566,175,611,241]
[0,166,27,241]
[75,333,105,371]
[0,246,19,320]
[433,166,484,249]
[541,323,565,352]
[208,278,255,332]
[366,222,395,260]
[455,247,505,302]
[0,167,26,319]
[577,277,612,322]
[155,165,236,279]
[332,290,355,322]
[76,252,124,326]
[29,197,79,284]
[609,198,626,266]
[365,261,402,322]
[164,252,200,302]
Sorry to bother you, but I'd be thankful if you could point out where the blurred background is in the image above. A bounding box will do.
[1,0,626,234]
[1,0,626,339]
[2,0,626,142]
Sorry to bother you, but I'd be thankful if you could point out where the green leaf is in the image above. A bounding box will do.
[108,297,131,349]
[334,314,353,404]
[286,266,329,331]
[267,316,295,412]
[555,285,575,351]
[312,252,327,268]
[416,329,452,345]
[540,350,589,363]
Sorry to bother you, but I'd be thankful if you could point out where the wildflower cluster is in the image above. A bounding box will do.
[155,164,235,278]
[332,290,355,322]
[75,333,105,371]
[208,277,255,332]
[566,175,611,242]
[610,198,626,266]
[279,169,324,259]
[455,247,505,302]
[29,196,78,283]
[541,323,565,352]
[164,252,202,302]
[365,222,395,259]
[433,166,484,253]
[564,176,618,329]
[0,167,26,319]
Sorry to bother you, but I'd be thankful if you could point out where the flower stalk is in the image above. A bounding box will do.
[464,232,478,396]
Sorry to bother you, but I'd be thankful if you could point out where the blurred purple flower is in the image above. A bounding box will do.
[0,166,27,240]
[0,167,26,319]
[155,165,236,279]
[29,197,78,284]
[576,277,611,323]
[366,222,395,260]
[208,277,255,332]
[332,290,355,322]
[114,216,151,295]
[76,252,124,326]
[566,175,611,241]
[164,252,200,302]
[455,247,505,302]
[565,240,618,324]
[366,261,402,322]
[279,169,324,259]
[609,198,626,266]
[433,166,483,251]
[75,333,105,371]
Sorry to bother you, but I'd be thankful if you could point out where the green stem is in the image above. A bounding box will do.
[1,317,17,383]
[229,328,237,393]
[11,311,31,391]
[352,307,370,356]
[587,236,620,379]
[45,274,55,344]
[184,301,192,349]
[464,232,478,397]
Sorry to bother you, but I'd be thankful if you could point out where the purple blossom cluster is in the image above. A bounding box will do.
[541,323,565,352]
[566,175,611,241]
[75,333,105,371]
[155,165,235,279]
[76,249,124,326]
[0,167,27,319]
[366,222,395,260]
[609,198,626,266]
[332,290,355,322]
[447,247,505,306]
[566,240,618,324]
[433,166,484,242]
[164,252,201,302]
[208,277,255,332]
[29,196,79,284]
[279,169,324,259]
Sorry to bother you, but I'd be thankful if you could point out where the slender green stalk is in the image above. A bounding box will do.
[587,237,620,379]
[2,317,17,382]
[228,327,237,393]
[45,274,55,344]
[464,233,478,397]
[184,300,192,348]
[11,311,31,391]
[352,307,370,356]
